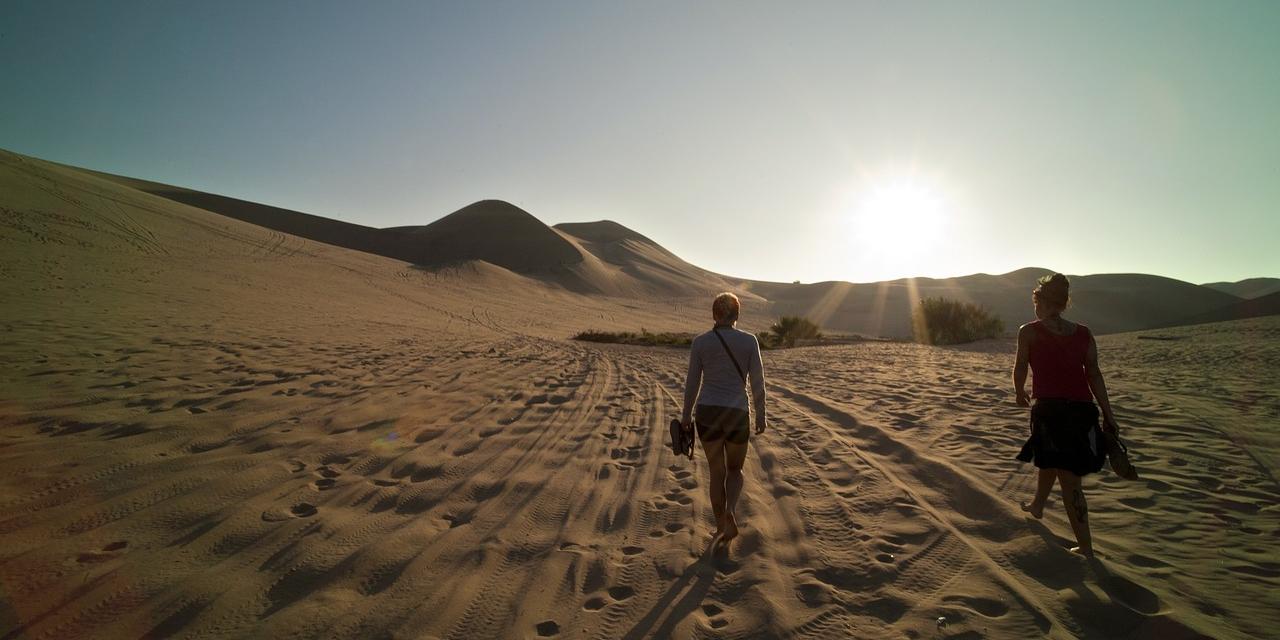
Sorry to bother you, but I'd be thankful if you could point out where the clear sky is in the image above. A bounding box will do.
[3,1,1277,284]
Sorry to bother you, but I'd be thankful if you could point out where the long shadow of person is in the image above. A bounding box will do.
[621,542,728,639]
[1023,518,1168,632]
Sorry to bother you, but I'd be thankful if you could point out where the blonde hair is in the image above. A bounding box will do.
[712,292,740,324]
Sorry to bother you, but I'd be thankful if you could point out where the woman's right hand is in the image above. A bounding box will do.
[1015,390,1031,408]
[1103,416,1120,435]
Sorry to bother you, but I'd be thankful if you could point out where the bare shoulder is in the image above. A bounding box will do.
[1018,322,1037,337]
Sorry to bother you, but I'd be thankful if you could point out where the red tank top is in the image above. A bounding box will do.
[1028,320,1093,402]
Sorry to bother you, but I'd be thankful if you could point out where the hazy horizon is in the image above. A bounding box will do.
[3,1,1277,284]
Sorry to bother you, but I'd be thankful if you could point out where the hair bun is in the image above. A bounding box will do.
[1034,273,1070,306]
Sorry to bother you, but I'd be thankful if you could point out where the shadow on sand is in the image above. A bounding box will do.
[1020,517,1209,638]
[621,540,734,639]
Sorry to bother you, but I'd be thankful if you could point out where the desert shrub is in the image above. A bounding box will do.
[756,331,778,350]
[912,297,1004,345]
[769,316,823,348]
[572,329,694,348]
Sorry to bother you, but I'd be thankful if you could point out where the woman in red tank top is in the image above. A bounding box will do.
[1012,273,1122,557]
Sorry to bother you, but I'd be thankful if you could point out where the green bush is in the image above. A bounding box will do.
[572,329,694,348]
[769,316,823,348]
[756,331,777,350]
[912,297,1004,345]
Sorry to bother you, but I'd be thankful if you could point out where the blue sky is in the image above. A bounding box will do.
[3,1,1277,283]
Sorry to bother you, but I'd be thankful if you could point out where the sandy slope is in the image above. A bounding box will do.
[69,153,1253,338]
[746,270,1244,339]
[3,151,1278,639]
[1202,278,1280,300]
[76,166,753,301]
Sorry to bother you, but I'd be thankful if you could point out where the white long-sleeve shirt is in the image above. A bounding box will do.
[682,325,767,428]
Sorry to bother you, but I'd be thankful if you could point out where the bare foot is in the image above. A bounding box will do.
[721,513,739,543]
[1021,501,1044,520]
[1069,546,1094,558]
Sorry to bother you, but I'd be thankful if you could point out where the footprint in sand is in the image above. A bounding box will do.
[607,586,635,601]
[582,596,607,611]
[316,466,341,479]
[942,594,1009,618]
[442,511,473,528]
[535,620,560,636]
[76,540,129,564]
[313,478,336,491]
[1127,553,1172,569]
[621,546,644,556]
[1101,575,1162,615]
[291,503,318,518]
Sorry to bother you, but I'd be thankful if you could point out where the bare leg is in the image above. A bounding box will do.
[721,440,749,542]
[702,437,727,535]
[1021,468,1056,519]
[1056,470,1093,556]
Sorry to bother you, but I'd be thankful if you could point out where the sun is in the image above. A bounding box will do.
[848,176,949,259]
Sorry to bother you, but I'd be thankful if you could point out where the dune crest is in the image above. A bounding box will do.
[61,152,1274,336]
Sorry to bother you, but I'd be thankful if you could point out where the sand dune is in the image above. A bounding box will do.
[3,149,1278,639]
[554,221,752,300]
[388,200,584,272]
[1170,291,1280,328]
[1203,278,1280,300]
[746,269,1245,338]
[81,163,754,301]
[71,153,1259,338]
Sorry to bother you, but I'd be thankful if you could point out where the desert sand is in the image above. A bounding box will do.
[2,150,1278,639]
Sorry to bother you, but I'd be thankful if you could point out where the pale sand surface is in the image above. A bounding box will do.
[3,151,1279,639]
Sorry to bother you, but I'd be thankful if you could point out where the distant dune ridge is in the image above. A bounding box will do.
[3,148,1279,639]
[54,152,1272,338]
[1171,290,1280,328]
[1203,277,1280,299]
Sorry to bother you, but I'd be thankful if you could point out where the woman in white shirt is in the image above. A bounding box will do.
[681,292,768,544]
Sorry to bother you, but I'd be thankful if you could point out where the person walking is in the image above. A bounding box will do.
[682,292,767,544]
[1013,273,1120,557]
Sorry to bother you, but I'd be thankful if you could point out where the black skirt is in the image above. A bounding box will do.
[1016,399,1106,477]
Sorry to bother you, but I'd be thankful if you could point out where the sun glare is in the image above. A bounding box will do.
[845,175,950,267]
